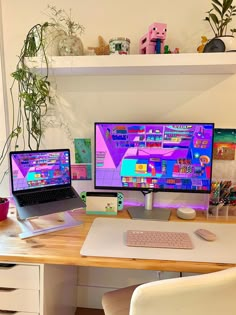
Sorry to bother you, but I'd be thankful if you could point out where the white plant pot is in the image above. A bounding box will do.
[204,36,236,53]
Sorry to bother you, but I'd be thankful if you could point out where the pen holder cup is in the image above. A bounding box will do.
[0,198,9,221]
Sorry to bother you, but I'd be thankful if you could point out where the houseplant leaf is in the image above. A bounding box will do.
[212,3,223,16]
[212,0,223,7]
[210,13,220,25]
[222,0,234,15]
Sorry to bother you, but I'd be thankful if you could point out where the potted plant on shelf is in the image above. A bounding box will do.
[0,197,9,221]
[203,0,236,52]
[45,5,85,56]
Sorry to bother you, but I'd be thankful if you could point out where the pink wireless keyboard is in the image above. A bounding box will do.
[126,230,193,249]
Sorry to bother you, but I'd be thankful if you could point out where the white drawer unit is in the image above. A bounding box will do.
[0,264,39,289]
[0,288,39,313]
[0,312,37,315]
[0,262,77,315]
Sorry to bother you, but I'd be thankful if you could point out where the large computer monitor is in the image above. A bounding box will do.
[94,122,214,220]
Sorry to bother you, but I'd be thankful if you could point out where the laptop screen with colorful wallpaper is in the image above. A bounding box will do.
[10,149,71,192]
[95,123,214,193]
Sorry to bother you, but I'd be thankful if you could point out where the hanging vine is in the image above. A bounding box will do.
[0,22,51,169]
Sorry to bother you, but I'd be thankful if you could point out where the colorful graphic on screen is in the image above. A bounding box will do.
[11,150,71,192]
[95,123,214,192]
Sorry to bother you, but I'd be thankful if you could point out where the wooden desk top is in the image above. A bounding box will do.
[1,206,236,273]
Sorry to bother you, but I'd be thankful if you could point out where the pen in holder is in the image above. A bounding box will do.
[208,180,236,217]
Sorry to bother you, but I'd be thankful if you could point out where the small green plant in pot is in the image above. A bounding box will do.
[205,0,236,37]
[203,0,236,52]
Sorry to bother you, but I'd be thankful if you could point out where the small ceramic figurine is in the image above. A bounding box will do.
[197,36,208,53]
[109,37,131,55]
[88,36,110,55]
[139,22,167,54]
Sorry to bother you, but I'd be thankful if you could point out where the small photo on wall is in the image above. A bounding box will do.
[73,138,92,180]
[74,138,92,163]
[214,129,236,144]
[71,164,92,180]
[213,129,236,160]
[213,143,235,160]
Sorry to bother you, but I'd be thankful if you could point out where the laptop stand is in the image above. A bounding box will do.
[17,211,83,239]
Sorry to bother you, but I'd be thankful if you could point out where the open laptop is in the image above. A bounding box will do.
[9,149,86,220]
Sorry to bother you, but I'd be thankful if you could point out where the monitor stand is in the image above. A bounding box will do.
[127,191,171,221]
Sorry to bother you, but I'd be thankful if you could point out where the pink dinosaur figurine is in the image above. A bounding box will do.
[139,22,167,54]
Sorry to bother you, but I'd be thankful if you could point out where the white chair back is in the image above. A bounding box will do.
[130,268,236,315]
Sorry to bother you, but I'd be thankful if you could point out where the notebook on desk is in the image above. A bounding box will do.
[9,148,86,220]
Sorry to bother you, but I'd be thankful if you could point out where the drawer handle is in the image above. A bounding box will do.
[0,311,17,314]
[0,264,16,269]
[0,288,16,292]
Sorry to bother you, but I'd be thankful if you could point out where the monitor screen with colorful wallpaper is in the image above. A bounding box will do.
[95,122,214,193]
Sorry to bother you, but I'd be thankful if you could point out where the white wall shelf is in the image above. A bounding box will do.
[27,52,236,76]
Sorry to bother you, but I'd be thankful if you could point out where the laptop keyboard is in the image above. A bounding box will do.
[126,230,193,249]
[17,188,77,206]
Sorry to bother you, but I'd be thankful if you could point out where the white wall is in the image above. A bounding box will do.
[1,0,236,308]
[2,0,235,205]
[0,55,9,197]
[0,0,9,197]
[2,0,236,204]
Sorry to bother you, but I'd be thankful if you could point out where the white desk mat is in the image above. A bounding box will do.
[80,217,236,264]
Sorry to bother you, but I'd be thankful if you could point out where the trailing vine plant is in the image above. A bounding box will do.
[0,22,51,172]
